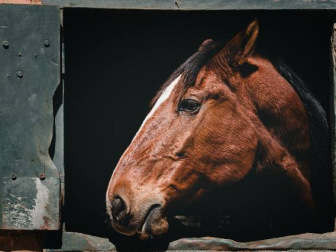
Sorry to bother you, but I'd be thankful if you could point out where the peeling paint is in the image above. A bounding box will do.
[2,177,60,230]
[30,179,50,228]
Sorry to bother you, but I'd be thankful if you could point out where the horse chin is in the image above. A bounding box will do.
[137,205,169,239]
[110,204,169,239]
[111,221,139,237]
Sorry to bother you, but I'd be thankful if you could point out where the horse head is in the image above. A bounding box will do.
[106,20,318,238]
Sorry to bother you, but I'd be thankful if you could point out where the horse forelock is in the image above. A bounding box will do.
[150,41,224,108]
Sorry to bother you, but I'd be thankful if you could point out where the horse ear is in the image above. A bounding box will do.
[212,19,259,71]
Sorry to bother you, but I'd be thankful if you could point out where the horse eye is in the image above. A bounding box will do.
[178,99,201,113]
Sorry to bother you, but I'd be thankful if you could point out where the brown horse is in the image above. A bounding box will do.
[106,20,333,239]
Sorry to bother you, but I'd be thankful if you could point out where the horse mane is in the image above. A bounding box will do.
[271,58,334,230]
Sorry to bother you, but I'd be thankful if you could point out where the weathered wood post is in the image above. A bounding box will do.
[332,23,336,230]
[0,4,61,250]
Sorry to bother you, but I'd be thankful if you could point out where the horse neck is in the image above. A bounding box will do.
[239,56,311,178]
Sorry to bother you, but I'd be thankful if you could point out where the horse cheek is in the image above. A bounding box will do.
[208,136,258,185]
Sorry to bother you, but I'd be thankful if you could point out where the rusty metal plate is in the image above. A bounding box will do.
[0,5,61,230]
[2,177,59,230]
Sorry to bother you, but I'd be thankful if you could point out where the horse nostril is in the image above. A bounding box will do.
[111,196,126,221]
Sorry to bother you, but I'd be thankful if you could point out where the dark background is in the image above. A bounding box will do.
[63,9,334,250]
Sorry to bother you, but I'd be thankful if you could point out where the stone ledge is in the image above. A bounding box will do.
[168,232,336,251]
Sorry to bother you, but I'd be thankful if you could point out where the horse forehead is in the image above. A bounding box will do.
[193,70,227,94]
[133,75,182,137]
[154,75,181,110]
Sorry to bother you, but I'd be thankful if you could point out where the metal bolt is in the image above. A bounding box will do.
[44,40,50,47]
[10,173,17,180]
[2,40,9,49]
[16,70,23,78]
[39,173,46,180]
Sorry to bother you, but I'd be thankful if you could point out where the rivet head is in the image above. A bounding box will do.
[18,52,22,57]
[39,173,46,180]
[44,40,50,47]
[2,40,9,49]
[10,173,17,180]
[16,70,23,78]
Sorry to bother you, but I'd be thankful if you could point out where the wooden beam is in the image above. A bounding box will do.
[42,0,336,10]
[0,0,41,4]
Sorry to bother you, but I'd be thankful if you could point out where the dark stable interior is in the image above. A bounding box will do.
[62,9,335,251]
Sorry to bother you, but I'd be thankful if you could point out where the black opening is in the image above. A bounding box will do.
[63,9,334,250]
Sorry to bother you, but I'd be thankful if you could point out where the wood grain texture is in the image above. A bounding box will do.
[168,231,336,250]
[42,0,336,10]
[43,0,177,9]
[0,0,41,4]
[44,232,115,252]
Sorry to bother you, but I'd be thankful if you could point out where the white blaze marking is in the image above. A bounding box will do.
[131,74,181,144]
[106,75,181,210]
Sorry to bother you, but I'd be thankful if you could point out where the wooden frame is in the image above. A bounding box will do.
[1,0,336,251]
[56,3,336,250]
[43,0,336,10]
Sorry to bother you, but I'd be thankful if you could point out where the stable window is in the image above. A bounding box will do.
[63,8,335,251]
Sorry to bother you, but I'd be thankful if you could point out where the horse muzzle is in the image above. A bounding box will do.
[107,194,169,238]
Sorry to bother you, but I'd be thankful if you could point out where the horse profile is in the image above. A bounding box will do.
[106,20,333,240]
